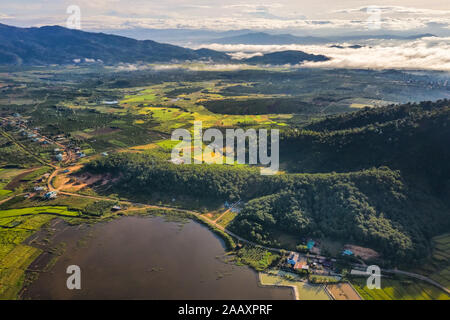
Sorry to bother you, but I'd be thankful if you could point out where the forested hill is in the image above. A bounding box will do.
[281,100,450,201]
[243,50,329,65]
[304,99,449,132]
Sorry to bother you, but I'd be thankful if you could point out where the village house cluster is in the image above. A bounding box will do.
[0,113,101,202]
[285,243,337,277]
[1,113,89,164]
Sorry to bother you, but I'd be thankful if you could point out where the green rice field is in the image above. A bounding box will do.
[350,277,450,300]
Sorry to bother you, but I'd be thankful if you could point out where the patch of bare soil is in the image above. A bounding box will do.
[326,283,362,300]
[60,171,120,192]
[344,244,380,260]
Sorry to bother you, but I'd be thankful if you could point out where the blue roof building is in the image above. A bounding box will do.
[43,191,57,199]
[286,252,299,266]
[342,249,354,256]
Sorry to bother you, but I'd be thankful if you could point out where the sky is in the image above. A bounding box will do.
[1,0,450,35]
[1,1,449,71]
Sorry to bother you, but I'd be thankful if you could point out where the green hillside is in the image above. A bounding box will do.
[85,100,450,267]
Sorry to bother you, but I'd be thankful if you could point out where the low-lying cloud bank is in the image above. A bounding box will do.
[198,37,450,71]
[114,63,259,72]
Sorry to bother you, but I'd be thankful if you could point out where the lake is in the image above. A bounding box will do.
[23,215,293,300]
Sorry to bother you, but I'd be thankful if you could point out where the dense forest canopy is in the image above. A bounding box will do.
[281,100,450,200]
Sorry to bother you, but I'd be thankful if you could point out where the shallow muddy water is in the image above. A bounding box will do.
[23,216,293,300]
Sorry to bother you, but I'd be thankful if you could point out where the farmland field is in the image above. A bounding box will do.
[234,246,279,271]
[350,277,450,300]
[0,244,42,299]
[260,270,330,300]
[414,233,450,290]
[309,274,341,284]
[326,283,362,300]
[0,203,82,299]
[0,189,12,197]
[0,212,58,299]
[0,206,80,219]
[216,210,237,228]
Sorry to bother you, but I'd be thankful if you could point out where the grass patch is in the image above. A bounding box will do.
[0,189,12,196]
[309,274,341,284]
[0,206,80,219]
[216,211,237,228]
[21,166,52,181]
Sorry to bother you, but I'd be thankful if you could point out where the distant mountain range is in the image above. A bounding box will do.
[0,23,231,65]
[209,32,436,45]
[0,24,330,66]
[209,32,326,45]
[103,28,255,43]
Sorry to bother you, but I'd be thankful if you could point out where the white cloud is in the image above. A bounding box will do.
[222,4,284,9]
[180,5,212,9]
[113,63,258,72]
[69,14,449,31]
[337,6,450,16]
[2,1,449,34]
[0,13,14,19]
[197,37,450,71]
[74,0,121,10]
